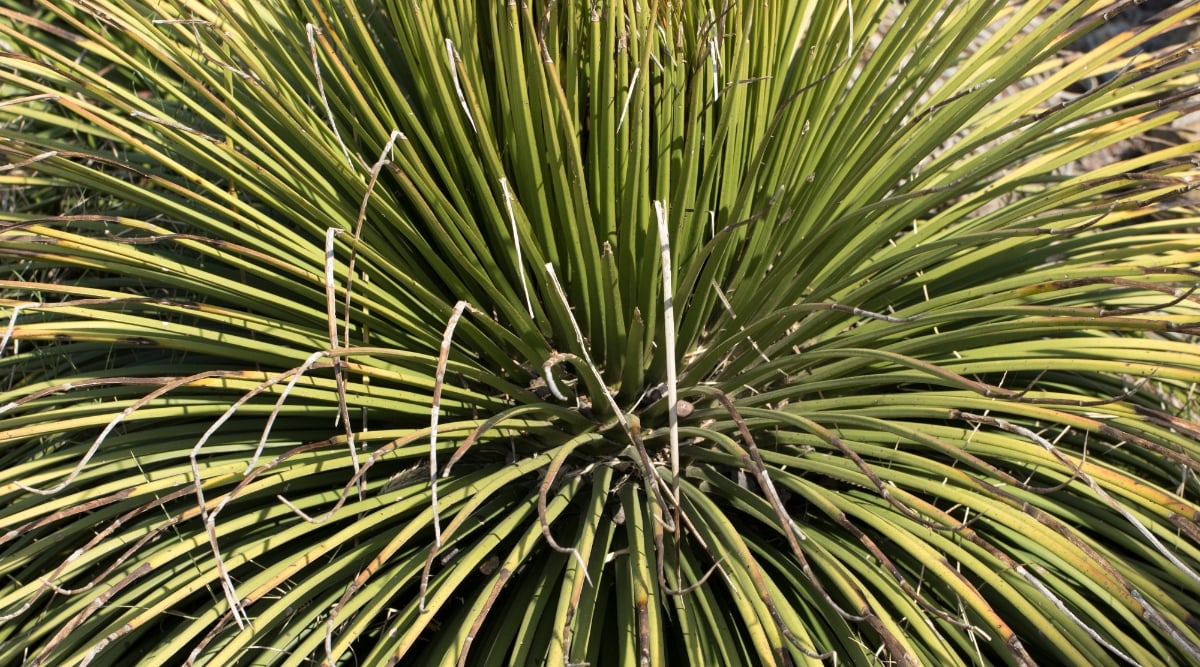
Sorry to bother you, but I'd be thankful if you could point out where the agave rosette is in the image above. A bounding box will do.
[2,1,1199,665]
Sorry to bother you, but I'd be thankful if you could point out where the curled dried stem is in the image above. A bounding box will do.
[545,263,678,533]
[430,301,473,547]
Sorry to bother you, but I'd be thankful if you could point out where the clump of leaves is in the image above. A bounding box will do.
[2,0,1199,665]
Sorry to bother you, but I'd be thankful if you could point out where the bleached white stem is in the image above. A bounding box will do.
[430,301,472,546]
[308,24,353,168]
[654,201,680,488]
[445,39,477,133]
[501,178,535,319]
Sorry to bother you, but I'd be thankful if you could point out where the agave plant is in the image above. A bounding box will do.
[2,0,1200,664]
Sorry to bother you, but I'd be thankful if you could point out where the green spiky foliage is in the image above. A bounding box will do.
[2,0,1200,665]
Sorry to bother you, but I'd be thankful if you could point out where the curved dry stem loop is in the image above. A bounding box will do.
[0,147,58,172]
[445,39,476,133]
[1130,588,1200,662]
[430,300,473,547]
[650,492,722,597]
[500,177,535,320]
[956,413,1086,496]
[627,417,679,535]
[16,369,242,495]
[0,485,196,625]
[325,228,360,496]
[545,262,678,533]
[244,350,332,474]
[274,412,531,529]
[343,129,407,346]
[0,375,181,417]
[659,553,722,597]
[307,23,352,167]
[714,504,842,662]
[188,352,339,631]
[644,466,726,598]
[541,352,579,402]
[694,390,872,625]
[827,347,1167,409]
[954,410,1200,588]
[1022,563,1141,667]
[777,408,987,533]
[276,431,430,525]
[537,435,603,587]
[443,403,557,477]
[707,397,990,634]
[28,562,152,667]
